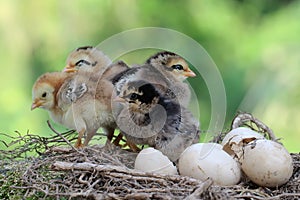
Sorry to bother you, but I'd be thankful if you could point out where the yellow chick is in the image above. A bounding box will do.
[31,70,116,147]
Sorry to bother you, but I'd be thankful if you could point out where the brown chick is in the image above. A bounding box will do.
[31,72,86,146]
[31,70,117,148]
[62,46,130,143]
[64,46,112,74]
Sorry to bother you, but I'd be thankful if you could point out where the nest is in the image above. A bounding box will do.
[0,113,299,199]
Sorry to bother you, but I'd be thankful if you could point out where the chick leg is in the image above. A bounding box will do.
[74,129,85,148]
[112,132,124,146]
[83,129,97,146]
[104,126,115,141]
[111,131,140,151]
[125,139,140,152]
[74,117,87,148]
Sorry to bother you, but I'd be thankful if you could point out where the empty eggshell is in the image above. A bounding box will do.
[222,127,265,146]
[241,139,293,187]
[221,127,265,158]
[178,143,241,186]
[134,147,178,175]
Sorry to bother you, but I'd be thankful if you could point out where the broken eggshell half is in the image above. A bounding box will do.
[221,127,265,160]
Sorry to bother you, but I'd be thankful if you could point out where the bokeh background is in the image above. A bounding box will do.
[0,0,299,152]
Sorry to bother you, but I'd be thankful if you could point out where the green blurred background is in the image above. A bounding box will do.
[0,0,299,152]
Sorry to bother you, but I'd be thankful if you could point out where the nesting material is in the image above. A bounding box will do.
[0,113,299,199]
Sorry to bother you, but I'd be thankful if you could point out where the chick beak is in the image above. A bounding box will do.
[183,69,196,77]
[63,64,77,73]
[31,100,43,110]
[113,96,126,103]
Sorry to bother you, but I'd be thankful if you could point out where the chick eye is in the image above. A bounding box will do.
[75,59,91,67]
[129,93,138,100]
[171,64,184,71]
[42,92,47,98]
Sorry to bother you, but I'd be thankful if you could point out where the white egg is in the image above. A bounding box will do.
[221,127,265,159]
[241,139,293,187]
[134,147,178,175]
[178,143,241,186]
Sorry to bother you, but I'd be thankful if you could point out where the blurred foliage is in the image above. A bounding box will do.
[0,0,299,152]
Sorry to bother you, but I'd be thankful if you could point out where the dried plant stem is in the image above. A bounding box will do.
[47,120,84,155]
[231,112,277,141]
[52,161,199,184]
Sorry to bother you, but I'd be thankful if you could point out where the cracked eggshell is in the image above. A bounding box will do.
[222,127,265,146]
[241,140,293,187]
[178,143,241,186]
[134,147,178,175]
[221,127,265,159]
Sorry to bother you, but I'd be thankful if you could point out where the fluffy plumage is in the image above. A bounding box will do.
[31,72,85,146]
[112,51,196,107]
[31,47,129,147]
[145,51,196,81]
[62,47,129,143]
[31,70,121,147]
[115,80,200,161]
[64,46,112,74]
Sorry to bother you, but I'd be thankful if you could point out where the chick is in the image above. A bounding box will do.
[31,72,84,146]
[111,51,196,108]
[145,51,196,107]
[62,46,129,142]
[115,80,200,162]
[145,51,196,82]
[31,70,117,148]
[63,46,112,74]
[111,51,196,148]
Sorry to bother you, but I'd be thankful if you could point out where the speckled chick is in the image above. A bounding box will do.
[115,80,200,161]
[111,51,196,108]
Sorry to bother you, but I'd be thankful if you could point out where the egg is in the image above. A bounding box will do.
[221,127,294,187]
[178,143,241,186]
[241,139,293,187]
[134,147,178,175]
[222,127,265,159]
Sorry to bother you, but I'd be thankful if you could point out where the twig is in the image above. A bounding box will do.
[52,161,201,184]
[233,193,300,200]
[185,178,213,199]
[47,120,83,155]
[231,112,277,141]
[265,193,300,199]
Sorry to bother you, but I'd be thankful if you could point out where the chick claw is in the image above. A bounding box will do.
[111,133,140,152]
[74,138,84,148]
[125,140,140,152]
